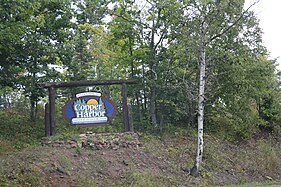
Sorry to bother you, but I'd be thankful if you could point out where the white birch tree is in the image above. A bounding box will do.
[181,0,259,176]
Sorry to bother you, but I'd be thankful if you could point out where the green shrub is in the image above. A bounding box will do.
[0,111,44,152]
[207,110,260,141]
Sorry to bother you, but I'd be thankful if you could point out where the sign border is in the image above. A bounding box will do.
[63,93,117,126]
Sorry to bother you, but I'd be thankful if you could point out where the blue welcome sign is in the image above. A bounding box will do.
[63,92,116,125]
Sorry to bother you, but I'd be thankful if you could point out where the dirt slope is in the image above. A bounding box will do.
[0,132,280,187]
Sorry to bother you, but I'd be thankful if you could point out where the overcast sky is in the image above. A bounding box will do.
[245,0,281,69]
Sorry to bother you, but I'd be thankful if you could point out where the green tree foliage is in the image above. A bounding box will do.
[109,0,184,126]
[0,0,73,120]
[0,0,38,87]
[203,7,280,139]
[0,0,280,139]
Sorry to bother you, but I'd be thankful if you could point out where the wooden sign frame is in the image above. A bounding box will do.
[41,80,137,136]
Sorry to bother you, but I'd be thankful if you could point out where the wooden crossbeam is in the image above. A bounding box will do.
[41,79,138,88]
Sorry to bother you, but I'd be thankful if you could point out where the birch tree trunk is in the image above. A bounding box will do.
[191,43,206,177]
[188,0,256,177]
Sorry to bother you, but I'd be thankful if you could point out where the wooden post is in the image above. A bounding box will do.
[49,86,56,136]
[122,82,129,132]
[45,103,50,137]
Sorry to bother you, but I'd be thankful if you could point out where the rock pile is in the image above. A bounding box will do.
[41,132,143,150]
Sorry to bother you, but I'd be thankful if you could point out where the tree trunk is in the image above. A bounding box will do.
[142,65,148,118]
[149,20,157,127]
[150,82,157,126]
[191,45,206,177]
[30,70,38,122]
[3,94,10,109]
[129,42,134,78]
[30,98,36,122]
[135,92,143,122]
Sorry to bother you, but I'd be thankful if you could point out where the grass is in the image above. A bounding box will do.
[58,155,73,175]
[76,177,98,187]
[0,147,46,186]
[0,110,280,186]
[125,168,180,187]
[0,111,44,154]
[142,132,281,186]
[1,133,280,186]
[254,139,281,174]
[223,180,281,187]
[0,139,16,155]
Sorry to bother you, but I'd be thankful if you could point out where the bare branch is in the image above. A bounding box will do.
[154,32,166,50]
[207,0,259,44]
[110,12,151,29]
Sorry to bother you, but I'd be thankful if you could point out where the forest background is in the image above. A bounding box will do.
[1,0,281,186]
[1,0,280,139]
